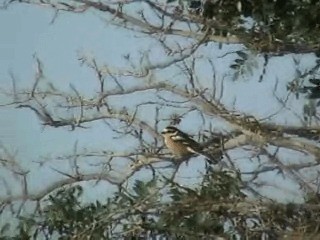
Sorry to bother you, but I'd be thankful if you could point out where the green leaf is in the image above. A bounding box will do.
[234,58,245,64]
[230,64,240,69]
[133,180,151,198]
[236,51,248,60]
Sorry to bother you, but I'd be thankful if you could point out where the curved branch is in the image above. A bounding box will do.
[0,173,120,204]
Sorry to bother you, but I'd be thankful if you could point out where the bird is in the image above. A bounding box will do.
[161,126,220,164]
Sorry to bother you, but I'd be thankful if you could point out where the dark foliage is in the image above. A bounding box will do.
[1,170,320,239]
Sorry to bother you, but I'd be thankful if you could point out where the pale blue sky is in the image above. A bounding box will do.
[0,4,143,199]
[0,4,150,156]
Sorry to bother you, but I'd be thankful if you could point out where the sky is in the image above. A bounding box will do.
[0,4,154,160]
[0,1,319,232]
[0,3,140,208]
[0,3,151,231]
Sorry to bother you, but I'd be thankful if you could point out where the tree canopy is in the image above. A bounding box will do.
[1,0,320,239]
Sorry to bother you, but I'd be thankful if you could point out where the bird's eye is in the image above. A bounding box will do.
[162,126,178,134]
[167,130,176,134]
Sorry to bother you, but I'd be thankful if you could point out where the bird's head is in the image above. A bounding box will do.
[161,126,179,136]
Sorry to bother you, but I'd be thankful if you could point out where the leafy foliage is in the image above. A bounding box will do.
[170,0,320,53]
[2,171,320,239]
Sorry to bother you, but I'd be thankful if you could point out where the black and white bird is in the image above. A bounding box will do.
[161,126,221,164]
